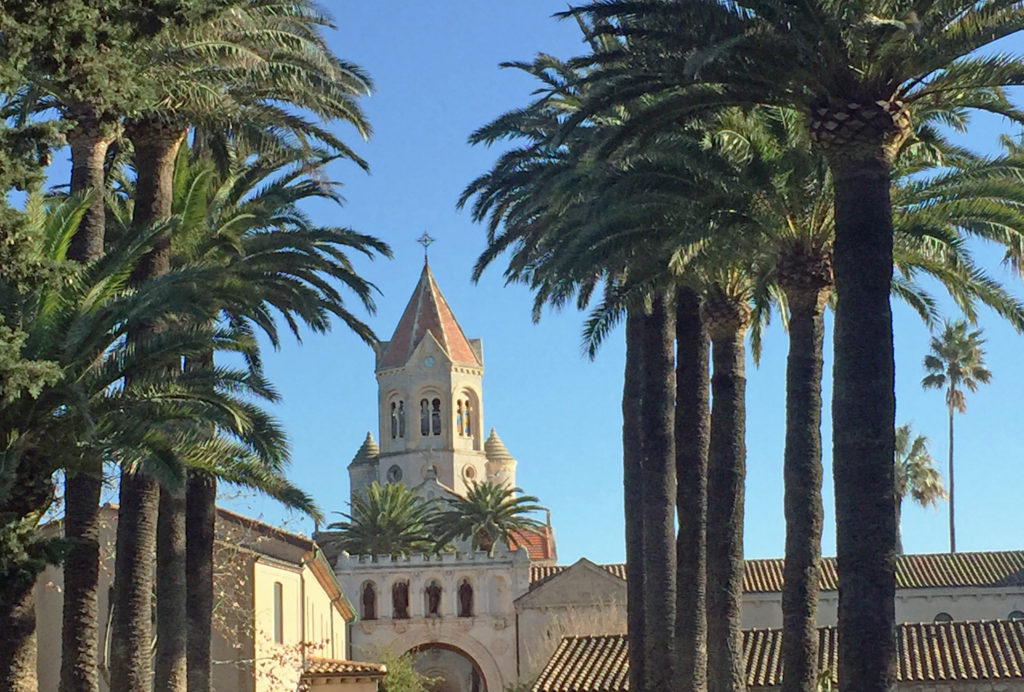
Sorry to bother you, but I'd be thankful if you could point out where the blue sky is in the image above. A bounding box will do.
[222,2,1024,564]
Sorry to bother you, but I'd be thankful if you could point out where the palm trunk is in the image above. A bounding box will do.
[947,406,955,553]
[60,470,103,692]
[61,110,112,692]
[0,453,56,688]
[830,154,897,692]
[675,286,709,692]
[622,308,647,692]
[186,471,217,692]
[0,577,38,692]
[109,117,186,692]
[705,303,749,692]
[155,486,188,692]
[638,293,676,691]
[780,287,828,692]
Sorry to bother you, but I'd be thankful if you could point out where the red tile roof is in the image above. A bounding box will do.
[510,525,557,561]
[529,550,1024,593]
[299,658,387,688]
[378,264,480,369]
[533,620,1024,691]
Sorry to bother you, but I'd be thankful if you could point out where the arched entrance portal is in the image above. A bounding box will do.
[409,643,486,692]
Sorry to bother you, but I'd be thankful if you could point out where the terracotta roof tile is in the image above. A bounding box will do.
[532,620,1024,691]
[378,264,480,369]
[529,551,1024,593]
[510,526,557,561]
[299,658,387,689]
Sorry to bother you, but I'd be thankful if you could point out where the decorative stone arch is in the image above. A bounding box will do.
[381,388,407,445]
[415,387,445,440]
[389,629,506,692]
[360,580,377,621]
[454,388,481,446]
[457,576,475,618]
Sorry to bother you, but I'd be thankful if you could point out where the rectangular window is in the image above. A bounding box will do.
[273,582,284,644]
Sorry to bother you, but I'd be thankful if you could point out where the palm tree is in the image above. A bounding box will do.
[0,193,292,689]
[558,3,1024,686]
[702,275,753,692]
[433,482,547,557]
[922,320,991,553]
[101,4,375,689]
[894,424,946,554]
[155,140,389,691]
[325,483,439,558]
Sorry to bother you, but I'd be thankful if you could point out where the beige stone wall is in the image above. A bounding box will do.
[372,330,514,499]
[514,560,628,682]
[305,681,379,692]
[335,548,531,691]
[742,588,1024,630]
[34,506,356,692]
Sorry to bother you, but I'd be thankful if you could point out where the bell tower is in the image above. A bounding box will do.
[349,257,516,500]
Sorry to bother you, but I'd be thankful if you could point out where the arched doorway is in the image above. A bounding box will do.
[408,643,486,692]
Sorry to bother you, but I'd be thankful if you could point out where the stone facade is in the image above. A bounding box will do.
[334,550,532,691]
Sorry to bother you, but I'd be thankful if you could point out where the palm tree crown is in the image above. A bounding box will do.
[894,425,946,511]
[923,320,993,413]
[433,482,547,557]
[326,483,438,558]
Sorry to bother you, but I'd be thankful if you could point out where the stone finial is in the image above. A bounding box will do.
[484,428,513,461]
[350,432,380,465]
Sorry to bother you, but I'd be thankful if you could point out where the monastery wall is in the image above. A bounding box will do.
[742,587,1024,629]
[334,548,532,691]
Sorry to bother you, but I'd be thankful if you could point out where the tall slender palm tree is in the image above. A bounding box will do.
[432,482,547,557]
[894,424,946,554]
[922,320,991,553]
[100,4,375,689]
[558,3,1024,686]
[154,139,389,691]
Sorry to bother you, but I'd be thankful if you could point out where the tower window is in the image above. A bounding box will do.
[273,582,284,642]
[392,581,409,619]
[458,579,473,618]
[425,580,442,617]
[390,400,406,439]
[431,399,442,436]
[420,399,429,436]
[934,612,953,623]
[1009,610,1024,621]
[457,399,473,437]
[361,581,376,621]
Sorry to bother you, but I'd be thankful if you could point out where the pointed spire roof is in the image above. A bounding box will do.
[485,428,513,461]
[349,432,379,466]
[378,263,481,369]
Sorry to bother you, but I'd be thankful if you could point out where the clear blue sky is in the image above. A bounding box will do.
[224,2,1024,564]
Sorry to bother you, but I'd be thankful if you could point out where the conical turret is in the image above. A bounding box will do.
[348,432,380,500]
[484,428,517,488]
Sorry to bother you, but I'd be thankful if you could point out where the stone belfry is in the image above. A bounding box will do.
[348,254,517,501]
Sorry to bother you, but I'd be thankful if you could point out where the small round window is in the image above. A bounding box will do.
[386,465,403,482]
[934,612,953,623]
[1009,610,1024,621]
[463,465,477,480]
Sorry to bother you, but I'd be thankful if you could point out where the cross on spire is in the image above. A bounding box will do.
[416,232,435,263]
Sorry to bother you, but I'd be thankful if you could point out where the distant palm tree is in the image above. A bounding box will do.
[433,482,546,557]
[327,483,438,558]
[922,320,991,553]
[894,424,946,554]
